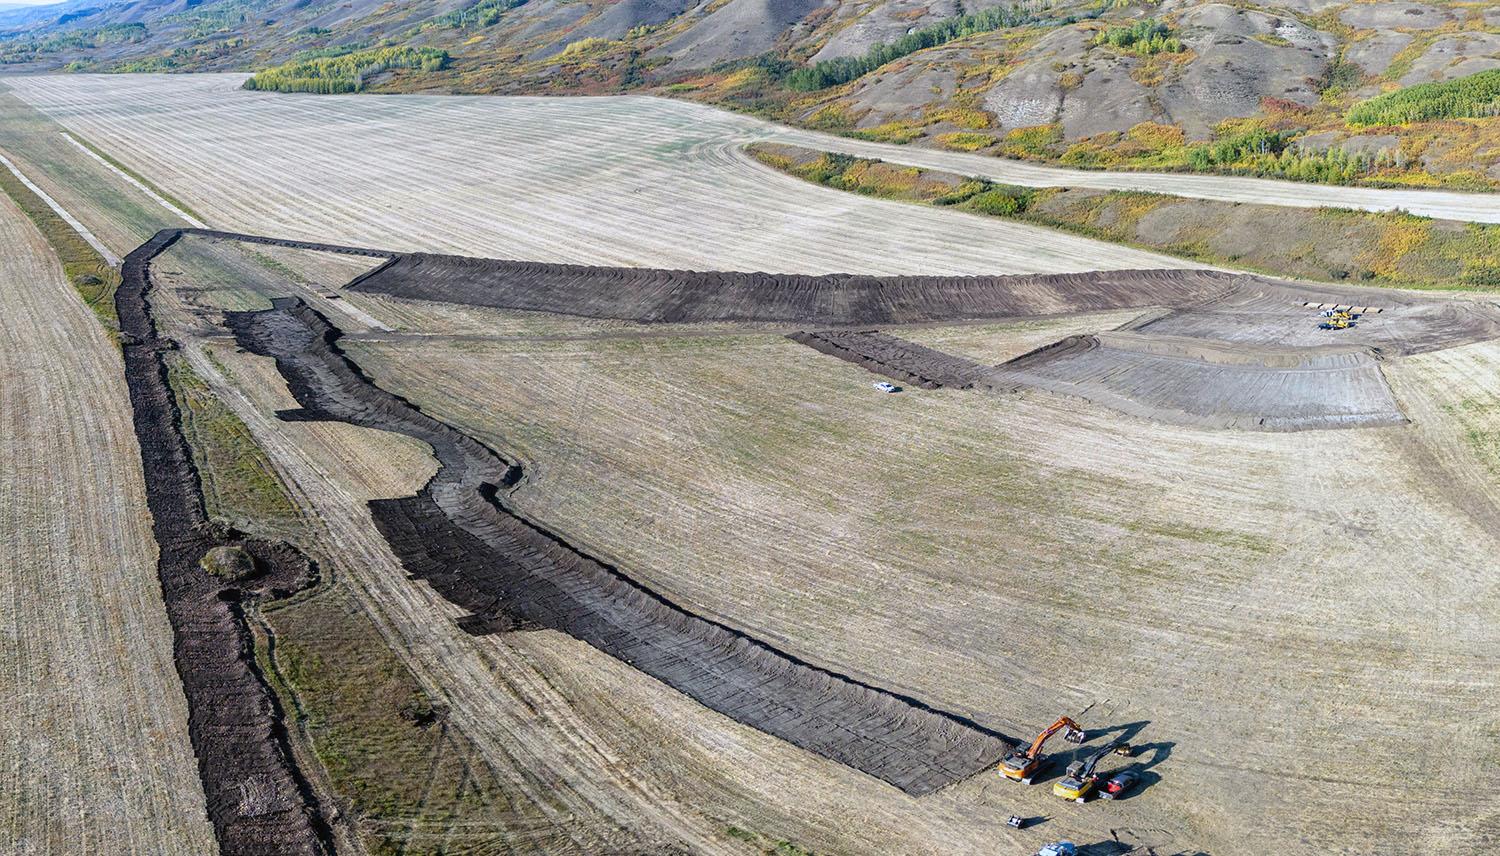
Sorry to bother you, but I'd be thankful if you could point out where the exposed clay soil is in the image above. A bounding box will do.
[225,295,1014,797]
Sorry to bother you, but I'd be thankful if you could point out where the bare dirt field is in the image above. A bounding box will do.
[0,192,214,853]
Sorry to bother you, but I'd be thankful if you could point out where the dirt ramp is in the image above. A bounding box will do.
[348,254,1240,325]
[994,332,1407,431]
[789,330,994,388]
[229,297,1013,796]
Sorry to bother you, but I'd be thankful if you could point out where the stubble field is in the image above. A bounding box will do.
[0,190,214,854]
[4,71,1500,856]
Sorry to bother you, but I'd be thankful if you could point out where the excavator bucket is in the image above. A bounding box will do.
[1064,726,1086,744]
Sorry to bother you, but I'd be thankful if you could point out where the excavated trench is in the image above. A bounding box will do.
[226,296,1013,796]
[115,230,393,854]
[124,226,1500,834]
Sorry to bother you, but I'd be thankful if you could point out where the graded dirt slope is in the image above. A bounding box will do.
[992,332,1407,431]
[0,193,214,853]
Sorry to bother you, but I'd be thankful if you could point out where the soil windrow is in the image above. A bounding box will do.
[116,229,390,855]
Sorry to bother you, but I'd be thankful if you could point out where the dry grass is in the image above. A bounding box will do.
[331,311,1500,855]
[263,583,560,855]
[167,350,303,538]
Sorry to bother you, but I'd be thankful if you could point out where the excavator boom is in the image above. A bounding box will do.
[999,716,1086,782]
[1026,716,1085,759]
[1052,738,1129,802]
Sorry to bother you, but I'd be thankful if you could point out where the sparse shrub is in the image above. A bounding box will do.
[559,37,615,59]
[969,186,1034,215]
[936,131,998,151]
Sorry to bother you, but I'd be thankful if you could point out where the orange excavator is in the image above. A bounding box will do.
[998,716,1086,784]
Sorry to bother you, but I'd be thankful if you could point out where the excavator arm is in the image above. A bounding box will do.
[1026,716,1086,759]
[1078,738,1128,780]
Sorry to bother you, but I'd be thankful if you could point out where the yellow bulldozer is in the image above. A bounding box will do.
[1318,308,1355,330]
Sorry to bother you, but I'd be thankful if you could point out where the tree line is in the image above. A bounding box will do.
[243,46,449,94]
[1347,69,1500,126]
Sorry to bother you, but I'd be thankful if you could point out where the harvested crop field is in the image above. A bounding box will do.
[101,224,1499,855]
[0,75,1194,276]
[9,74,1500,229]
[0,192,212,853]
[11,67,1500,856]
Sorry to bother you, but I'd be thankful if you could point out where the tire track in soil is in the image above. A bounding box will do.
[116,229,378,855]
[225,295,1014,797]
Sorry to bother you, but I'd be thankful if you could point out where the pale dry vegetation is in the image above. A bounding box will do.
[337,309,1500,854]
[0,190,213,854]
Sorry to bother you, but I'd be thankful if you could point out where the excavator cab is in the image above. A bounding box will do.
[999,716,1086,784]
[1052,738,1128,802]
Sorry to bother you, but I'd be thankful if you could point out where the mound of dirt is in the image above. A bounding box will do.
[789,329,994,388]
[200,545,256,581]
[348,253,1240,325]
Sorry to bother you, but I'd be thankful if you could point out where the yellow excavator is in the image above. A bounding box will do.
[1052,738,1130,802]
[998,716,1086,784]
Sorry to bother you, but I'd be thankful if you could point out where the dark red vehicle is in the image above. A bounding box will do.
[1099,769,1140,800]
